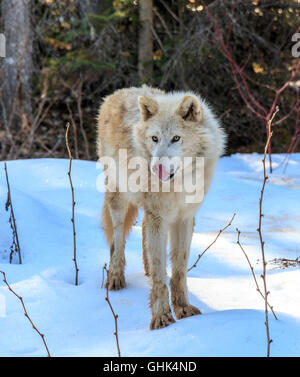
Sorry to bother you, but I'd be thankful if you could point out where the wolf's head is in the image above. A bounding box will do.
[134,92,225,181]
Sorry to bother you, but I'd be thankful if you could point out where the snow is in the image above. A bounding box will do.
[0,154,300,357]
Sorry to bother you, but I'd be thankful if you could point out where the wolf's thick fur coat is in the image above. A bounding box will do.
[97,85,226,329]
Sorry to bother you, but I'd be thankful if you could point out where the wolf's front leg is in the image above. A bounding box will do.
[170,216,201,319]
[144,211,175,330]
[106,192,127,290]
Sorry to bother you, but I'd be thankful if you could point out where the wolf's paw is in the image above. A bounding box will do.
[105,272,126,291]
[150,311,175,330]
[173,304,201,320]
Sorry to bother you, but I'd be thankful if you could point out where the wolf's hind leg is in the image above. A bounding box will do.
[170,216,201,319]
[103,192,128,290]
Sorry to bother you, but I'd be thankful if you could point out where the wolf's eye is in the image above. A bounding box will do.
[172,135,181,143]
[152,136,158,143]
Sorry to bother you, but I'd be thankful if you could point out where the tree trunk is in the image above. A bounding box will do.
[138,0,153,84]
[0,0,33,129]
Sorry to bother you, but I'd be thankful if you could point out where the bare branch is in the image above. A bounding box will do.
[103,264,121,357]
[188,213,236,272]
[257,106,279,357]
[236,229,277,320]
[65,123,79,286]
[4,162,22,264]
[0,270,50,357]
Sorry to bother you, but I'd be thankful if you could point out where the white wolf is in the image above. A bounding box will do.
[97,85,226,329]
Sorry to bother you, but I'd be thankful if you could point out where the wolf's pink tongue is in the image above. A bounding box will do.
[153,164,170,181]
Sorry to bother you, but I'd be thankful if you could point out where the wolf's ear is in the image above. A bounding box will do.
[175,95,203,123]
[138,96,158,121]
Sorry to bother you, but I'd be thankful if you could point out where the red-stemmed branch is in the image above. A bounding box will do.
[202,1,300,172]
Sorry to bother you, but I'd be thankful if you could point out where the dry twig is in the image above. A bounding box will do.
[269,257,300,270]
[236,228,277,320]
[188,213,236,272]
[65,123,79,286]
[66,102,79,159]
[0,270,50,357]
[4,162,22,264]
[257,106,279,357]
[103,264,121,357]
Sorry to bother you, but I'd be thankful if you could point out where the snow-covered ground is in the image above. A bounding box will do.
[0,154,299,357]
